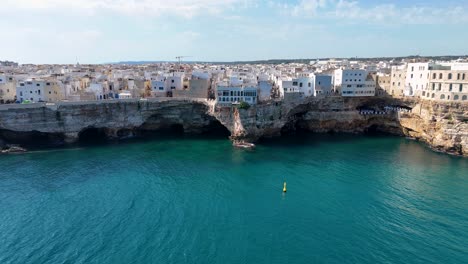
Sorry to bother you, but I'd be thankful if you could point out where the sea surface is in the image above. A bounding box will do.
[0,134,467,264]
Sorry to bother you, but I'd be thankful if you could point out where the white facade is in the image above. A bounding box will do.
[166,74,184,90]
[16,79,63,103]
[281,77,316,97]
[334,69,375,97]
[88,83,106,100]
[404,62,431,96]
[216,86,258,105]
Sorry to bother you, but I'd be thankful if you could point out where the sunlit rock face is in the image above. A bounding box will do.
[0,98,466,156]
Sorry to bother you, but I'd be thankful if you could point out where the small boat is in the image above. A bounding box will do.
[233,141,256,149]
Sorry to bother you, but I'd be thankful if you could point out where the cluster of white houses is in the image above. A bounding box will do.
[0,59,467,106]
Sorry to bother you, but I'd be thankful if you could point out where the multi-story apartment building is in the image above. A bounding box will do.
[216,84,258,106]
[404,62,431,96]
[390,65,406,98]
[373,73,391,96]
[424,67,468,101]
[16,79,63,103]
[334,69,375,97]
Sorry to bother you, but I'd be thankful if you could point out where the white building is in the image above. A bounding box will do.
[16,79,63,103]
[166,73,184,91]
[404,62,432,96]
[280,77,316,97]
[216,85,258,105]
[334,69,375,97]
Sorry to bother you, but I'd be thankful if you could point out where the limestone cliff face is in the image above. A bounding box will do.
[215,97,467,157]
[0,100,222,146]
[398,101,467,156]
[0,98,466,156]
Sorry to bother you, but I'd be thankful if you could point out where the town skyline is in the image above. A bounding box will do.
[1,0,467,64]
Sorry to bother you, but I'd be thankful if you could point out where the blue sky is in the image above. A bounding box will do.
[0,0,467,64]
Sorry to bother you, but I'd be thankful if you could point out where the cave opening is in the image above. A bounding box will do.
[364,124,390,136]
[78,127,108,145]
[201,120,231,138]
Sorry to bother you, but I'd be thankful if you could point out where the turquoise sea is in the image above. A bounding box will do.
[0,134,467,264]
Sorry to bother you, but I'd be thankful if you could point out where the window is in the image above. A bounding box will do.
[457,73,460,80]
[411,66,414,71]
[439,73,443,79]
[448,73,452,80]
[159,87,164,90]
[171,80,174,83]
[432,73,436,79]
[460,84,463,92]
[38,90,41,95]
[463,73,466,80]
[7,89,9,93]
[0,79,2,82]
[30,91,32,94]
[449,84,452,91]
[454,95,459,100]
[49,91,51,94]
[46,82,51,86]
[438,83,442,90]
[36,83,40,86]
[411,74,413,78]
[432,83,435,90]
[308,82,311,87]
[20,92,23,96]
[20,83,25,86]
[299,83,303,88]
[292,82,298,86]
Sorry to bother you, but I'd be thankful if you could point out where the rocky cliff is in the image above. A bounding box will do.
[0,99,224,147]
[0,97,466,156]
[213,97,467,157]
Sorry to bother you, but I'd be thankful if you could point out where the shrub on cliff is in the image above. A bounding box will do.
[237,101,250,110]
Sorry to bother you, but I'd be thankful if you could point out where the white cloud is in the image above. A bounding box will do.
[291,0,328,16]
[0,0,255,18]
[331,0,468,24]
[276,0,468,24]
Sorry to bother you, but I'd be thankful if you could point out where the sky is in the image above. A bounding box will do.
[0,0,467,64]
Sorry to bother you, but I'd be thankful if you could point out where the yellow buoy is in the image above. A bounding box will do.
[283,182,287,193]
